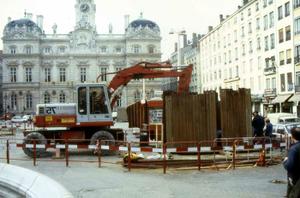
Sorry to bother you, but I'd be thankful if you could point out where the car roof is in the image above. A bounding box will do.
[273,122,300,126]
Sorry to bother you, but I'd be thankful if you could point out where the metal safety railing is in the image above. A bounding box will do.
[0,135,290,174]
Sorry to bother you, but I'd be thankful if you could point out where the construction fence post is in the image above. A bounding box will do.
[163,143,167,174]
[98,140,102,168]
[128,142,131,172]
[33,140,36,166]
[262,138,266,167]
[65,139,69,167]
[197,143,201,171]
[6,139,10,164]
[232,140,236,170]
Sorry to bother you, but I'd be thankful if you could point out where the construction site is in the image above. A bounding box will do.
[0,61,290,197]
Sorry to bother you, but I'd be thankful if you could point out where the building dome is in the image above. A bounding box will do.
[128,19,160,31]
[3,19,42,37]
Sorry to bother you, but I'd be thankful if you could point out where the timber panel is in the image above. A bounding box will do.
[164,92,218,143]
[126,102,148,128]
[220,88,252,138]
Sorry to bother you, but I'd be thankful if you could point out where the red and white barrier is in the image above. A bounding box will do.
[11,141,287,153]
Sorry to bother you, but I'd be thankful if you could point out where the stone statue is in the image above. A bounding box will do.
[52,23,57,34]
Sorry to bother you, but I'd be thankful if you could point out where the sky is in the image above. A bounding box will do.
[0,0,240,59]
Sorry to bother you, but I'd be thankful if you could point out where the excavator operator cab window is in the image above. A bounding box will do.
[89,87,108,114]
[78,87,87,115]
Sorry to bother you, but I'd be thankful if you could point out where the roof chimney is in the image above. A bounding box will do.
[7,17,11,23]
[26,13,33,20]
[109,23,113,33]
[208,26,213,32]
[36,15,43,30]
[183,34,187,47]
[124,15,130,30]
[243,0,249,5]
[219,14,224,23]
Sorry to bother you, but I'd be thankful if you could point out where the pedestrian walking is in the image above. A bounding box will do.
[283,127,300,198]
[252,111,265,137]
[264,118,273,142]
[252,111,265,144]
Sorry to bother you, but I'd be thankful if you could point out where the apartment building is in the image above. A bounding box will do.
[199,0,299,116]
[166,33,201,93]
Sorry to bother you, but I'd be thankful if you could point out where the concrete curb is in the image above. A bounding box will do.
[0,163,73,198]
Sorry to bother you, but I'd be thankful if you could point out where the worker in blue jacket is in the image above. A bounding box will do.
[283,127,300,198]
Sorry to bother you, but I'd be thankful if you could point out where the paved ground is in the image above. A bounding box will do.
[0,129,288,198]
[6,157,287,198]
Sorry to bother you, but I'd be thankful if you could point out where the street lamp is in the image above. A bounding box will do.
[168,29,186,91]
[169,29,186,66]
[4,94,7,127]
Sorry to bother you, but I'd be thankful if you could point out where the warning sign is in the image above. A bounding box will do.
[45,116,53,122]
[61,117,75,123]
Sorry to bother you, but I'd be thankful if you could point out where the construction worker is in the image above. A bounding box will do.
[283,127,300,198]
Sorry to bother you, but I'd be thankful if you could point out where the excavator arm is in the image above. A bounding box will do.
[96,61,193,108]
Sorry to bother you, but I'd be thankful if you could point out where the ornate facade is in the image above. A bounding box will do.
[1,0,162,114]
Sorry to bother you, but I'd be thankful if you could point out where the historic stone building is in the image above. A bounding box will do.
[1,0,162,115]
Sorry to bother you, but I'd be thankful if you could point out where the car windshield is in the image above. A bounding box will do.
[284,118,300,123]
[286,124,300,133]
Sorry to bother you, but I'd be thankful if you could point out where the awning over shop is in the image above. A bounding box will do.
[271,94,293,104]
[288,94,300,102]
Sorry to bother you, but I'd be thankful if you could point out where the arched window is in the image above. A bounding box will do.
[100,46,107,53]
[80,67,87,82]
[44,46,52,54]
[132,45,141,53]
[148,45,155,54]
[134,90,141,102]
[25,93,32,109]
[9,46,16,54]
[117,97,122,107]
[58,46,66,53]
[150,89,155,99]
[11,93,17,110]
[115,46,122,53]
[24,45,32,54]
[44,92,50,104]
[59,92,66,103]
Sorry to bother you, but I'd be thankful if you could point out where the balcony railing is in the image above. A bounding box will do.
[295,56,300,64]
[295,85,300,92]
[264,66,276,75]
[288,83,294,91]
[264,88,276,96]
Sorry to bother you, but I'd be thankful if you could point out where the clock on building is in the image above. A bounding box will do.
[80,4,89,12]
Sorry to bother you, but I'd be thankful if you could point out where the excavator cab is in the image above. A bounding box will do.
[76,83,113,125]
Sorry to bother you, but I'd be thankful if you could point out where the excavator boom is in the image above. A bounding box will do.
[96,61,193,107]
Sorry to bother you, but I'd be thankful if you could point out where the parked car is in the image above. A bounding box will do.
[11,115,27,123]
[272,122,300,139]
[22,114,33,122]
[267,113,300,124]
[0,120,10,126]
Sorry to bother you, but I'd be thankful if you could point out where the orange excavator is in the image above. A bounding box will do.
[23,61,193,157]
